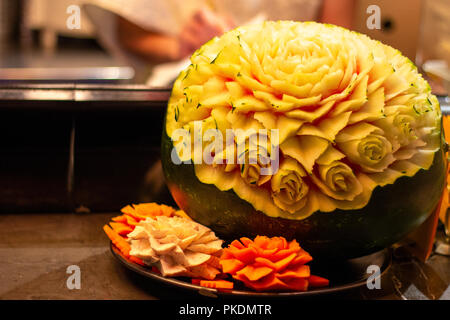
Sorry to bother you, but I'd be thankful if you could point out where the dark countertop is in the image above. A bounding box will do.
[0,212,449,300]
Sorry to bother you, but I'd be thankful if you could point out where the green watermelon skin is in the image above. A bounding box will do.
[161,126,446,260]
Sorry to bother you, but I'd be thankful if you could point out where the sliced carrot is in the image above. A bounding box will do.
[253,256,276,269]
[254,253,295,272]
[123,212,141,223]
[262,247,288,259]
[230,239,245,249]
[220,249,234,260]
[273,253,297,271]
[160,204,176,217]
[283,277,309,291]
[220,258,245,274]
[236,265,273,282]
[239,237,253,247]
[280,237,288,249]
[276,265,310,280]
[133,203,161,218]
[111,215,127,223]
[266,237,286,250]
[288,239,301,250]
[253,236,270,249]
[122,205,145,221]
[233,247,257,263]
[133,202,158,211]
[124,215,139,226]
[443,115,450,142]
[229,246,258,264]
[119,203,184,225]
[120,205,135,216]
[199,280,234,290]
[254,246,278,258]
[308,275,329,288]
[129,256,145,266]
[110,222,133,236]
[103,225,131,257]
[134,203,176,218]
[233,273,289,291]
[291,251,313,265]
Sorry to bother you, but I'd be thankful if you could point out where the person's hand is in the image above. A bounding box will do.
[178,8,234,58]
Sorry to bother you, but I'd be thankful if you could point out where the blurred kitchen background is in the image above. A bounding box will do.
[0,0,448,214]
[0,0,448,91]
[0,0,136,84]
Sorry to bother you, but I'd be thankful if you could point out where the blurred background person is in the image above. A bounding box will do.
[83,0,356,84]
[114,0,355,63]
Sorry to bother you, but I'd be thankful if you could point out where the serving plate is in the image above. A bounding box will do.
[110,243,392,298]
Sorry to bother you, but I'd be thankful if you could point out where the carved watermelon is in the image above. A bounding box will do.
[161,21,445,259]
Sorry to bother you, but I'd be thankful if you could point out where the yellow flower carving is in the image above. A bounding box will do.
[166,21,441,220]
